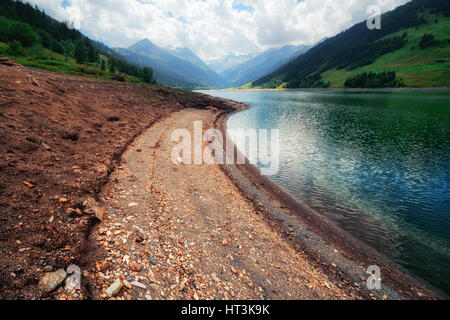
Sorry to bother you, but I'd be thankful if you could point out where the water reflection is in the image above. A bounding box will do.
[201,90,450,295]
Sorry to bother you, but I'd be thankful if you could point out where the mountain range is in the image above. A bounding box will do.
[115,39,226,89]
[219,44,312,87]
[206,53,259,74]
[114,39,313,89]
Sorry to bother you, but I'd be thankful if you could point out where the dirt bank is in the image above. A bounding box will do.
[0,65,243,300]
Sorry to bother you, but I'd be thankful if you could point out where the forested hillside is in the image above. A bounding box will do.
[0,0,154,83]
[252,0,450,89]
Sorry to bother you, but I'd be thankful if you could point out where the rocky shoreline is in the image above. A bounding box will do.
[0,66,440,300]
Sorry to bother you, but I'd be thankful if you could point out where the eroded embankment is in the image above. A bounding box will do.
[0,65,242,300]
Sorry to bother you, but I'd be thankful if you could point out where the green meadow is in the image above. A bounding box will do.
[322,15,450,87]
[0,42,143,82]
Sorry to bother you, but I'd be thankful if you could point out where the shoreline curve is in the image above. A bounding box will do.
[212,101,445,300]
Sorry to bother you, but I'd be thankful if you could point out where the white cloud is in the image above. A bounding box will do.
[28,0,411,60]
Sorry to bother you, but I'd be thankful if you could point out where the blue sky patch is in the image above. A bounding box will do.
[61,0,70,9]
[232,2,254,13]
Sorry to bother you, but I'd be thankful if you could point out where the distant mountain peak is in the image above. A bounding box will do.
[128,39,157,52]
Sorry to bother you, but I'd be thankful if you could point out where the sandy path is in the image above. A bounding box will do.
[90,109,358,300]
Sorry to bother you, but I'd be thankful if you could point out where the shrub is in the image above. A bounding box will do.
[0,16,11,43]
[142,67,154,83]
[51,40,65,54]
[37,29,53,49]
[419,33,437,49]
[8,40,22,55]
[10,21,39,47]
[344,71,404,88]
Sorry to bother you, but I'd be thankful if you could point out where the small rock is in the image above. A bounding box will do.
[27,75,40,87]
[211,273,220,283]
[105,279,122,297]
[128,202,138,208]
[39,269,67,292]
[148,269,156,283]
[26,137,40,144]
[148,256,156,265]
[123,279,132,289]
[43,265,53,272]
[61,131,79,141]
[131,281,146,289]
[94,207,106,221]
[66,208,77,215]
[129,263,141,272]
[134,226,147,242]
[23,181,34,188]
[107,116,120,122]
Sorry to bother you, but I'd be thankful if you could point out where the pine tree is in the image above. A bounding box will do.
[87,43,97,62]
[74,42,85,64]
[142,67,153,83]
[101,59,106,71]
[110,60,116,74]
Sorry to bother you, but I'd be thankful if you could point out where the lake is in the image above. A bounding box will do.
[201,90,450,296]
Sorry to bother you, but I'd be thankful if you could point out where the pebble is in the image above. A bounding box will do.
[43,265,53,272]
[123,279,132,289]
[39,269,67,292]
[135,226,147,241]
[105,279,122,297]
[128,202,138,208]
[131,281,146,289]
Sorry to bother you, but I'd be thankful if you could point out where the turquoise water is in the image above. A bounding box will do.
[202,90,450,296]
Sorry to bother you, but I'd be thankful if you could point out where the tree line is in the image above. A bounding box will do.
[344,71,404,88]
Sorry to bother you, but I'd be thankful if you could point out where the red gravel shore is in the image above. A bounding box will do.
[0,65,439,300]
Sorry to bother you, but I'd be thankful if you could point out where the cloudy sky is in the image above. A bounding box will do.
[28,0,410,61]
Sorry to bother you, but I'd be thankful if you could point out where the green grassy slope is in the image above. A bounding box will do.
[250,0,450,89]
[0,42,142,82]
[322,15,450,87]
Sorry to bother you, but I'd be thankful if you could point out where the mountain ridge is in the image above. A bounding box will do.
[221,44,312,87]
[116,39,228,89]
[251,0,450,88]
